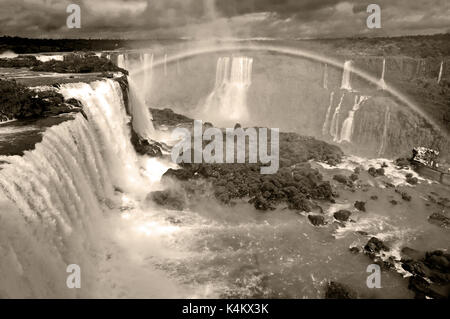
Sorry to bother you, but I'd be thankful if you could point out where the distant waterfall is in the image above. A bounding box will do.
[329,93,346,141]
[35,54,64,62]
[0,79,146,297]
[203,56,253,123]
[378,105,391,156]
[116,52,155,140]
[340,60,353,91]
[437,61,444,84]
[415,59,424,78]
[323,64,328,89]
[117,54,127,69]
[339,95,369,143]
[321,91,335,136]
[378,58,387,90]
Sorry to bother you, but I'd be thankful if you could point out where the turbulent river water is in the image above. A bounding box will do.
[0,51,448,298]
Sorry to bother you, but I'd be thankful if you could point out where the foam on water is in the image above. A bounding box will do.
[316,155,432,186]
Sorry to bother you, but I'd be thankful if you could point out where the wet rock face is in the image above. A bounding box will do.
[351,97,450,162]
[333,210,352,222]
[401,249,450,299]
[130,129,163,157]
[324,281,357,299]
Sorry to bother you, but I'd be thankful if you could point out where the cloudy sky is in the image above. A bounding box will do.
[0,0,449,39]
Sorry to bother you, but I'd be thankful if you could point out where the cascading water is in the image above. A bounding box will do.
[378,105,391,156]
[0,79,144,297]
[340,60,353,91]
[329,93,345,141]
[117,53,155,140]
[0,79,198,298]
[323,64,328,89]
[437,61,443,84]
[203,56,253,124]
[378,58,387,90]
[321,91,335,136]
[117,54,127,70]
[339,95,369,143]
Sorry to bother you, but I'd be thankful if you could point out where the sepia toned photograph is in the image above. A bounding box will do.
[0,0,449,304]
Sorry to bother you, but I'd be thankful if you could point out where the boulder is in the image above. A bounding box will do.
[364,237,390,257]
[308,214,326,226]
[405,173,419,185]
[354,201,366,212]
[333,210,352,222]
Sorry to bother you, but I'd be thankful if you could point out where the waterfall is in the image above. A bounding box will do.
[321,91,335,136]
[415,59,423,78]
[116,52,155,140]
[340,60,353,91]
[0,79,147,297]
[378,105,391,156]
[339,95,369,143]
[329,93,346,141]
[323,64,328,89]
[143,52,154,97]
[203,56,253,124]
[378,58,387,90]
[117,54,127,69]
[58,79,144,193]
[437,61,444,84]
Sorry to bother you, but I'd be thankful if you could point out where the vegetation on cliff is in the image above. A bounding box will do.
[0,79,82,121]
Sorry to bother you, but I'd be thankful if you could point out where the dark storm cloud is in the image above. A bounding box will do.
[0,0,449,38]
